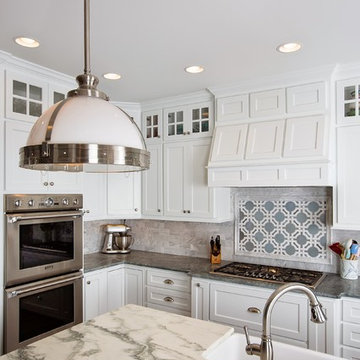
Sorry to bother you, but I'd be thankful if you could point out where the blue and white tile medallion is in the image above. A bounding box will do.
[235,198,329,262]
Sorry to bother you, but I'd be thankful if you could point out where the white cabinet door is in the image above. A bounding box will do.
[5,71,48,122]
[216,95,249,122]
[186,138,213,218]
[191,279,210,321]
[164,142,186,216]
[107,172,141,217]
[124,267,143,306]
[245,120,285,160]
[142,110,162,143]
[4,120,42,192]
[336,126,360,228]
[107,267,124,312]
[209,124,248,163]
[142,143,163,216]
[337,78,360,125]
[283,116,325,158]
[286,82,325,114]
[83,271,107,321]
[250,89,285,118]
[164,106,186,141]
[83,173,107,220]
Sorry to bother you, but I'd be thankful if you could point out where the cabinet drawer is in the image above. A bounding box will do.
[146,286,191,311]
[146,269,190,292]
[210,282,307,341]
[343,299,360,323]
[342,346,360,360]
[343,323,360,348]
[146,302,191,317]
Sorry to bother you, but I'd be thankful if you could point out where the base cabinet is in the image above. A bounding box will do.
[84,270,107,321]
[341,298,360,359]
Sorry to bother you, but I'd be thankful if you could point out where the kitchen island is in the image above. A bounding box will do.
[1,304,233,360]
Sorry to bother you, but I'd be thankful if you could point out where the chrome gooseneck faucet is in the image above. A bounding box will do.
[244,282,327,360]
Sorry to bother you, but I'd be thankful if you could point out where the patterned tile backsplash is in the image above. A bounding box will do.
[236,198,329,263]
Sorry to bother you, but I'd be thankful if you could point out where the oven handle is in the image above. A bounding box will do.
[6,272,83,298]
[7,211,83,224]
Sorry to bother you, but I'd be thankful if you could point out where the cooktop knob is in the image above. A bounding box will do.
[28,199,34,207]
[62,198,69,206]
[44,198,54,207]
[73,199,78,206]
[14,200,22,207]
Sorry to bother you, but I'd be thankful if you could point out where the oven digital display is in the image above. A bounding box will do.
[19,284,74,342]
[19,221,74,269]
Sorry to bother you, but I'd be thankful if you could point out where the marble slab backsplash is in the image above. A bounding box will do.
[83,187,360,274]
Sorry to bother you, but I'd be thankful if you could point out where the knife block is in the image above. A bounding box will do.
[210,249,221,264]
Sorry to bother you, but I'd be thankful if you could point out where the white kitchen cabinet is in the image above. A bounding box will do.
[107,267,125,312]
[48,82,73,106]
[336,78,360,125]
[141,143,163,216]
[82,173,107,220]
[250,89,285,118]
[286,82,325,114]
[191,279,210,321]
[145,268,191,316]
[83,270,107,321]
[107,172,141,218]
[142,110,162,143]
[164,101,213,141]
[164,138,230,220]
[335,125,360,229]
[283,115,326,158]
[216,94,249,122]
[245,120,285,160]
[124,266,144,306]
[5,71,48,122]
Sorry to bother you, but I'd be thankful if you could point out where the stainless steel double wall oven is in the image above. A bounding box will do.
[4,194,84,353]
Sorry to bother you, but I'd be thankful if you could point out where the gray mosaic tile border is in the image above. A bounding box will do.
[235,193,331,264]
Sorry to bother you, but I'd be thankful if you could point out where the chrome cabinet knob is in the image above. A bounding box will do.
[43,181,48,186]
[196,283,201,287]
[157,209,161,212]
[134,208,138,212]
[183,210,186,213]
[87,281,91,285]
[187,131,190,135]
[187,210,191,214]
[49,181,54,186]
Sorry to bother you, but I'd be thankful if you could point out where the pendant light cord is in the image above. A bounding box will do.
[84,0,91,75]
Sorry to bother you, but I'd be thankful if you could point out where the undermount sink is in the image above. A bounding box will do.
[203,333,342,360]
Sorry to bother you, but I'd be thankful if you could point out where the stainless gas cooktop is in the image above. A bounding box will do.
[210,262,325,288]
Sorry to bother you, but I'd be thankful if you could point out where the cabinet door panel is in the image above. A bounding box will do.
[187,139,213,218]
[250,89,285,118]
[217,95,248,122]
[209,124,248,162]
[84,271,107,321]
[283,116,325,158]
[191,279,210,320]
[142,144,163,216]
[4,120,42,192]
[245,120,285,160]
[337,126,360,227]
[287,82,325,113]
[164,143,185,216]
[107,267,124,312]
[142,110,162,143]
[124,268,143,306]
[107,172,141,216]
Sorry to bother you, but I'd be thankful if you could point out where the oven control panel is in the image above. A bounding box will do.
[5,194,83,212]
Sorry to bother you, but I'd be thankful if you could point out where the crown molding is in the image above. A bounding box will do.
[333,62,360,81]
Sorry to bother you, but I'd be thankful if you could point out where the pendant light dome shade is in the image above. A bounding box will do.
[19,0,150,173]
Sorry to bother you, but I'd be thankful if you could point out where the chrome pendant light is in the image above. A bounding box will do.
[19,0,150,173]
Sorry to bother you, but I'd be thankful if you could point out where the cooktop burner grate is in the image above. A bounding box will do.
[210,262,325,288]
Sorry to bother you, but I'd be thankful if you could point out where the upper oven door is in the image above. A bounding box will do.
[6,210,83,286]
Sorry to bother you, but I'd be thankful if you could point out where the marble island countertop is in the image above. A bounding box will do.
[85,250,360,299]
[2,305,233,360]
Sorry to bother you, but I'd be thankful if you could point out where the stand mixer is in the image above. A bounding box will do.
[102,224,134,254]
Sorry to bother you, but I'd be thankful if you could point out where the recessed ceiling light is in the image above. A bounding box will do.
[276,42,302,53]
[103,73,121,80]
[14,37,40,48]
[185,65,204,74]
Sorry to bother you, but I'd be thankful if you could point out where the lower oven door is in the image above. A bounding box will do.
[4,271,83,353]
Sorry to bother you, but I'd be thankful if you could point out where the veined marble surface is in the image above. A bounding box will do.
[2,305,233,360]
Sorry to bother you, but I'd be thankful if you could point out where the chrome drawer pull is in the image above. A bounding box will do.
[247,307,261,314]
[164,296,174,303]
[164,279,174,285]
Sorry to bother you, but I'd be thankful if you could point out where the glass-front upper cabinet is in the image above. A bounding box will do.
[6,71,48,122]
[164,101,213,141]
[142,110,162,143]
[49,83,73,106]
[337,78,360,124]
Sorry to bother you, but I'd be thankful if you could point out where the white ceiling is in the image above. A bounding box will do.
[0,0,359,102]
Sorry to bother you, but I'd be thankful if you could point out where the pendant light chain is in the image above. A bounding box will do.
[84,0,91,75]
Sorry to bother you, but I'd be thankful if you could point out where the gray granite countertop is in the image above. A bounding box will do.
[84,250,360,299]
[1,305,233,360]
